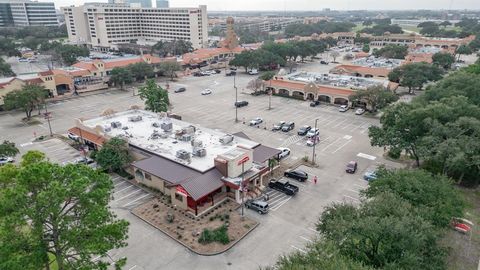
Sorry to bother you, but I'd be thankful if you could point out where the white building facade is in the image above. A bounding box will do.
[62,3,208,50]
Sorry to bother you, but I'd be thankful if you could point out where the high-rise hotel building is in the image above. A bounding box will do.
[62,3,208,50]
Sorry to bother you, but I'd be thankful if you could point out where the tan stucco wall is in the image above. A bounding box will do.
[0,79,24,106]
[171,191,188,210]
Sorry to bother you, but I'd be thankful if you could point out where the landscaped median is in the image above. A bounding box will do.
[131,197,258,255]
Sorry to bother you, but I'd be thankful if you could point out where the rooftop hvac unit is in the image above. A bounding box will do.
[103,125,111,132]
[152,122,160,128]
[111,121,122,128]
[150,130,161,140]
[193,148,206,157]
[176,150,190,160]
[191,139,203,147]
[161,122,172,132]
[180,133,193,142]
[128,115,142,122]
[219,134,234,144]
[184,125,196,134]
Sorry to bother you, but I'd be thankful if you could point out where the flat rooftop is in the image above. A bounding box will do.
[285,71,389,90]
[81,110,259,172]
[352,57,403,69]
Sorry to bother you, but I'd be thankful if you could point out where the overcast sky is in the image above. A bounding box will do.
[55,0,478,11]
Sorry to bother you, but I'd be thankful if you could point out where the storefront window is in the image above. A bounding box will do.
[175,193,184,202]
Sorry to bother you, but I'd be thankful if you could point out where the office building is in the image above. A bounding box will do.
[156,0,168,8]
[128,0,151,8]
[62,3,208,50]
[0,0,58,26]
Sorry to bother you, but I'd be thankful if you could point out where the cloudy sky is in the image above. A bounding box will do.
[54,0,478,10]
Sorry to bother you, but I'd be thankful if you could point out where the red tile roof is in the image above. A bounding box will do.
[404,53,433,64]
[268,79,355,96]
[68,127,106,146]
[72,62,98,71]
[182,47,245,65]
[38,70,54,76]
[330,64,390,77]
[103,58,144,69]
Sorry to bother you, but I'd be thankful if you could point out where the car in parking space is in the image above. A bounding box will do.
[297,125,312,136]
[320,60,329,65]
[73,157,95,165]
[201,89,212,95]
[272,121,286,131]
[0,156,14,166]
[310,100,320,107]
[306,128,319,138]
[234,101,249,107]
[193,71,204,77]
[174,87,186,93]
[248,69,259,75]
[281,122,295,132]
[363,170,377,181]
[284,169,308,182]
[277,147,290,159]
[214,69,221,74]
[339,105,349,112]
[306,136,320,146]
[355,108,366,115]
[249,117,263,126]
[245,199,269,214]
[346,161,358,173]
[67,132,80,141]
[268,178,299,196]
[226,70,236,76]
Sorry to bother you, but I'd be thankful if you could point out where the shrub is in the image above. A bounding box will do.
[387,147,402,159]
[198,225,230,245]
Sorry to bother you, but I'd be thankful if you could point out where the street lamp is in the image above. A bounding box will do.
[312,118,319,165]
[43,101,53,137]
[234,73,238,122]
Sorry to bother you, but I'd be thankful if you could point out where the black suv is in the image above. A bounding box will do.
[234,101,249,107]
[284,169,308,182]
[281,122,295,132]
[297,125,312,136]
[268,178,299,196]
[310,100,320,107]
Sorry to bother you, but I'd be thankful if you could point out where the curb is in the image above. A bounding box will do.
[130,209,259,256]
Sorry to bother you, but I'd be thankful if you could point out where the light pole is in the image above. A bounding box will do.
[44,101,53,137]
[241,161,245,216]
[312,118,318,165]
[234,73,238,122]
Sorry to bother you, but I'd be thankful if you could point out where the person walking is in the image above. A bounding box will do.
[313,176,317,184]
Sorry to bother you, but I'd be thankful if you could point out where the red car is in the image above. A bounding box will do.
[346,161,358,174]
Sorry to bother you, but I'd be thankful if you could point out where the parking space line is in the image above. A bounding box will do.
[114,181,129,187]
[307,227,317,232]
[268,192,284,200]
[291,245,307,254]
[321,137,342,152]
[354,184,367,189]
[332,118,348,128]
[114,189,142,202]
[128,266,137,270]
[115,185,135,193]
[347,189,360,194]
[300,236,313,242]
[271,197,291,211]
[123,194,151,207]
[268,194,288,205]
[332,140,352,153]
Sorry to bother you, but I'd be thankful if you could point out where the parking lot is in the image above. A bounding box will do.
[1,59,404,269]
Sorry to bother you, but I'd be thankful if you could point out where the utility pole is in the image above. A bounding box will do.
[241,161,245,216]
[234,73,238,122]
[44,101,53,137]
[312,118,318,165]
[268,80,272,110]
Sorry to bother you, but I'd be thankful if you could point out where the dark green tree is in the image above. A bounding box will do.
[455,44,472,61]
[362,43,370,53]
[0,151,129,270]
[157,61,182,80]
[128,62,154,81]
[372,44,408,59]
[109,67,133,90]
[95,137,132,173]
[55,44,89,65]
[0,141,19,157]
[388,63,443,93]
[3,84,49,119]
[138,79,170,113]
[348,86,398,112]
[0,58,15,77]
[432,52,455,69]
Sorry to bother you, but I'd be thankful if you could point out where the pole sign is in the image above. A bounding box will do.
[237,155,249,165]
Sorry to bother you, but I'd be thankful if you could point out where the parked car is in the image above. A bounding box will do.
[234,101,249,107]
[297,125,312,136]
[245,199,269,214]
[277,147,291,159]
[346,161,358,173]
[174,87,186,93]
[284,169,308,182]
[268,178,299,196]
[67,132,80,141]
[306,128,319,138]
[355,108,366,115]
[226,70,236,76]
[229,66,237,71]
[73,157,95,165]
[200,71,212,76]
[201,89,212,95]
[281,122,295,132]
[306,136,320,146]
[320,60,329,65]
[193,71,203,77]
[363,170,377,181]
[0,156,14,166]
[272,121,286,131]
[248,69,259,75]
[214,69,221,74]
[339,105,349,112]
[249,117,263,126]
[310,100,320,107]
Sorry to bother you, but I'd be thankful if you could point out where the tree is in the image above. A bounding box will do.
[362,43,370,53]
[363,168,464,227]
[0,57,15,77]
[439,21,452,28]
[247,78,264,93]
[137,79,170,113]
[94,137,132,173]
[432,52,455,69]
[348,86,398,112]
[55,44,89,65]
[388,63,443,94]
[151,40,193,57]
[128,62,154,81]
[0,151,129,270]
[259,71,276,81]
[318,192,446,270]
[330,51,340,62]
[455,44,472,61]
[0,141,19,157]
[109,67,133,90]
[229,50,256,72]
[3,84,49,119]
[0,38,20,56]
[372,44,408,59]
[157,61,182,81]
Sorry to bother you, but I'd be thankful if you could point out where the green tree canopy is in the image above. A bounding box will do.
[0,151,129,270]
[0,57,15,77]
[372,44,408,59]
[3,84,49,119]
[109,67,133,90]
[55,44,89,65]
[348,86,398,112]
[128,62,154,81]
[432,52,455,69]
[95,137,132,173]
[388,62,443,93]
[0,140,19,157]
[157,61,182,81]
[137,79,170,113]
[151,39,193,57]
